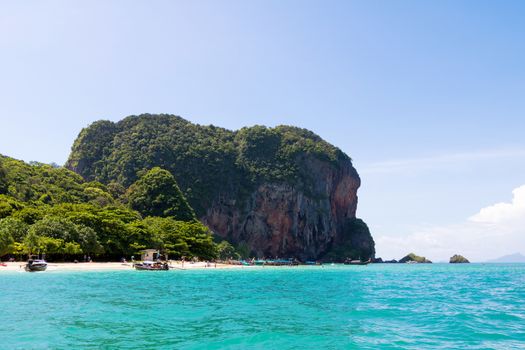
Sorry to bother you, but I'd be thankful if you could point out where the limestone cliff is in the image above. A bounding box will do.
[203,158,365,260]
[66,114,375,260]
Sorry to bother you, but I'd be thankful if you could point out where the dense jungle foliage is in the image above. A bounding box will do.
[2,115,372,262]
[66,114,350,216]
[0,155,231,261]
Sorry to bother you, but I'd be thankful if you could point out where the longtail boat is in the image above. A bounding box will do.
[134,261,169,270]
[343,258,371,266]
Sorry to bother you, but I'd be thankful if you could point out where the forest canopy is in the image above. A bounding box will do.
[0,155,219,261]
[1,114,372,262]
[66,114,350,216]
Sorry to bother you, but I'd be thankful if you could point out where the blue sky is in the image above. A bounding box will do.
[1,0,524,260]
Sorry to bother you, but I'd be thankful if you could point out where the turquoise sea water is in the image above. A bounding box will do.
[1,264,524,349]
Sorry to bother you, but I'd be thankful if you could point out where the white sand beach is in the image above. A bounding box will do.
[0,261,253,272]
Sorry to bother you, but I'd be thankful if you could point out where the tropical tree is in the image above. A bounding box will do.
[0,195,25,219]
[143,216,190,258]
[63,241,82,256]
[0,227,14,256]
[12,207,44,225]
[178,221,217,260]
[126,167,196,221]
[0,160,7,195]
[216,240,240,260]
[29,216,80,242]
[23,229,42,255]
[39,237,65,255]
[78,226,104,256]
[83,186,114,206]
[0,217,28,242]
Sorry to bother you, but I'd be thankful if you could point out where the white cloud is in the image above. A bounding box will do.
[469,185,525,223]
[375,185,525,262]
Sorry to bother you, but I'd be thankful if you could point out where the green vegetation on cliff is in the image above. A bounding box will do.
[126,167,196,221]
[2,114,375,261]
[0,160,8,194]
[65,114,374,261]
[66,114,350,216]
[0,156,89,205]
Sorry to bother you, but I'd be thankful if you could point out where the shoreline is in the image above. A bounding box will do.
[0,261,255,272]
[0,261,516,273]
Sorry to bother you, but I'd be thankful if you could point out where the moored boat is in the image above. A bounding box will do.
[343,258,371,265]
[133,261,169,271]
[25,259,48,272]
[264,259,300,266]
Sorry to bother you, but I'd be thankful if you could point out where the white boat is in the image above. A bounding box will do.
[133,260,169,271]
[25,259,48,272]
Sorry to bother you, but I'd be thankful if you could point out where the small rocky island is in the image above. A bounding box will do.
[449,254,470,263]
[399,253,432,264]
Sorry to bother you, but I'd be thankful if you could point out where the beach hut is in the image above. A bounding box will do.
[140,249,160,262]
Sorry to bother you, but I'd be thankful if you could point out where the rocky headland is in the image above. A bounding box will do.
[65,114,375,261]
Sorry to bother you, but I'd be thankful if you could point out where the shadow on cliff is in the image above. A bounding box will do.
[321,218,376,262]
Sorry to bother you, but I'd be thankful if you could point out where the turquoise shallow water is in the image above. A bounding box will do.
[1,264,524,349]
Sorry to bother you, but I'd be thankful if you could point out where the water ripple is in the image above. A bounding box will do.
[0,264,524,349]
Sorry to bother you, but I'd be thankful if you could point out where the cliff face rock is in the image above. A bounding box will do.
[66,114,375,260]
[204,160,361,259]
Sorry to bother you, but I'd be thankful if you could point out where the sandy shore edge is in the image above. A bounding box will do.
[0,261,254,272]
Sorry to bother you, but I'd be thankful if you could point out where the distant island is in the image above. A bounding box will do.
[0,114,375,263]
[450,254,470,263]
[399,253,432,263]
[374,253,432,264]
